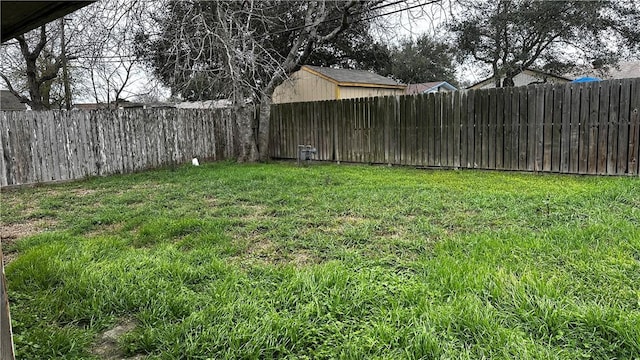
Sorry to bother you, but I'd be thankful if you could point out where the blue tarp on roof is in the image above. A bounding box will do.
[572,77,601,83]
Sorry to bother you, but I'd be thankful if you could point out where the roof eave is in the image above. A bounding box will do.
[301,65,405,90]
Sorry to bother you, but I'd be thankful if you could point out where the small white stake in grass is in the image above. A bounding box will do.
[192,158,200,166]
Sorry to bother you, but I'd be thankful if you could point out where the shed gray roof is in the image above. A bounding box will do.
[302,65,404,88]
[0,90,27,111]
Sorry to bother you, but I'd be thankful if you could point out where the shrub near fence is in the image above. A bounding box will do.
[0,109,239,186]
[270,78,640,176]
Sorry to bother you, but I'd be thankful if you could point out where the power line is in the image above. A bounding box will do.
[4,1,441,63]
[272,0,441,35]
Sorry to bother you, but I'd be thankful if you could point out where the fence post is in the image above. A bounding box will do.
[1,243,15,360]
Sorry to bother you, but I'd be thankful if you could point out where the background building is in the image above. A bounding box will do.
[272,65,405,104]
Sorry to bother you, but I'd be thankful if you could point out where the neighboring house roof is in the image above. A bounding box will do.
[74,101,175,110]
[405,81,457,95]
[0,90,27,111]
[175,99,232,109]
[612,61,640,79]
[302,65,405,89]
[467,68,572,89]
[568,61,640,80]
[73,103,108,111]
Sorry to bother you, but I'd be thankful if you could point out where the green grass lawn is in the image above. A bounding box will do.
[1,162,639,359]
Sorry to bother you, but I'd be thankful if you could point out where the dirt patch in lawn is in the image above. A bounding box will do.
[1,219,57,265]
[290,249,318,267]
[91,318,143,360]
[236,238,319,267]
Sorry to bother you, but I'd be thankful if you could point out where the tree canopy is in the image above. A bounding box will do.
[449,0,640,87]
[383,34,456,85]
[140,1,388,102]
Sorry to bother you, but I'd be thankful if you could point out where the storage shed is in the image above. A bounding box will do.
[0,90,27,111]
[272,65,405,104]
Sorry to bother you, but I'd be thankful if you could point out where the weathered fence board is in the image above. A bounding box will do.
[270,78,640,176]
[0,109,237,186]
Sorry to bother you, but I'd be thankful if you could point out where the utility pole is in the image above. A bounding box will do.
[60,18,72,110]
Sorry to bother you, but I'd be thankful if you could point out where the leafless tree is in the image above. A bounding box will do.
[70,0,153,107]
[0,24,68,110]
[0,0,153,110]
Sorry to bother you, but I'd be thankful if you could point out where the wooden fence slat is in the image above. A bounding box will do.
[0,113,9,186]
[410,96,419,165]
[437,93,445,166]
[32,113,45,181]
[465,90,475,168]
[561,83,572,173]
[66,112,78,179]
[313,102,320,160]
[534,86,544,171]
[518,87,528,170]
[569,84,581,173]
[629,79,640,175]
[488,88,497,169]
[363,98,370,163]
[376,98,385,164]
[435,92,444,166]
[445,92,454,167]
[395,96,401,166]
[337,100,342,162]
[459,92,468,168]
[426,94,435,166]
[26,113,38,183]
[551,84,563,172]
[495,88,504,169]
[526,86,536,171]
[347,100,355,163]
[453,91,461,168]
[71,113,83,178]
[502,88,512,169]
[597,83,610,174]
[12,112,27,184]
[474,90,483,168]
[577,84,590,174]
[543,85,554,172]
[511,88,521,170]
[382,97,389,164]
[616,80,630,174]
[479,88,489,168]
[587,83,600,174]
[607,80,621,174]
[400,96,407,165]
[1,243,15,360]
[321,101,327,161]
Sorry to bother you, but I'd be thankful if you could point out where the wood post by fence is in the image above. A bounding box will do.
[1,243,15,360]
[270,78,640,176]
[0,108,240,186]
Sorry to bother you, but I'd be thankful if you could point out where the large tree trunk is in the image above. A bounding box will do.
[234,104,259,162]
[257,95,272,162]
[492,61,501,88]
[25,59,46,110]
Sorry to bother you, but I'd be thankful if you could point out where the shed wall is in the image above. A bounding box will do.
[272,70,336,104]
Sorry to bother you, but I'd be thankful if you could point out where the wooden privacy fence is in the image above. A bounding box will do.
[0,108,239,186]
[270,78,640,176]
